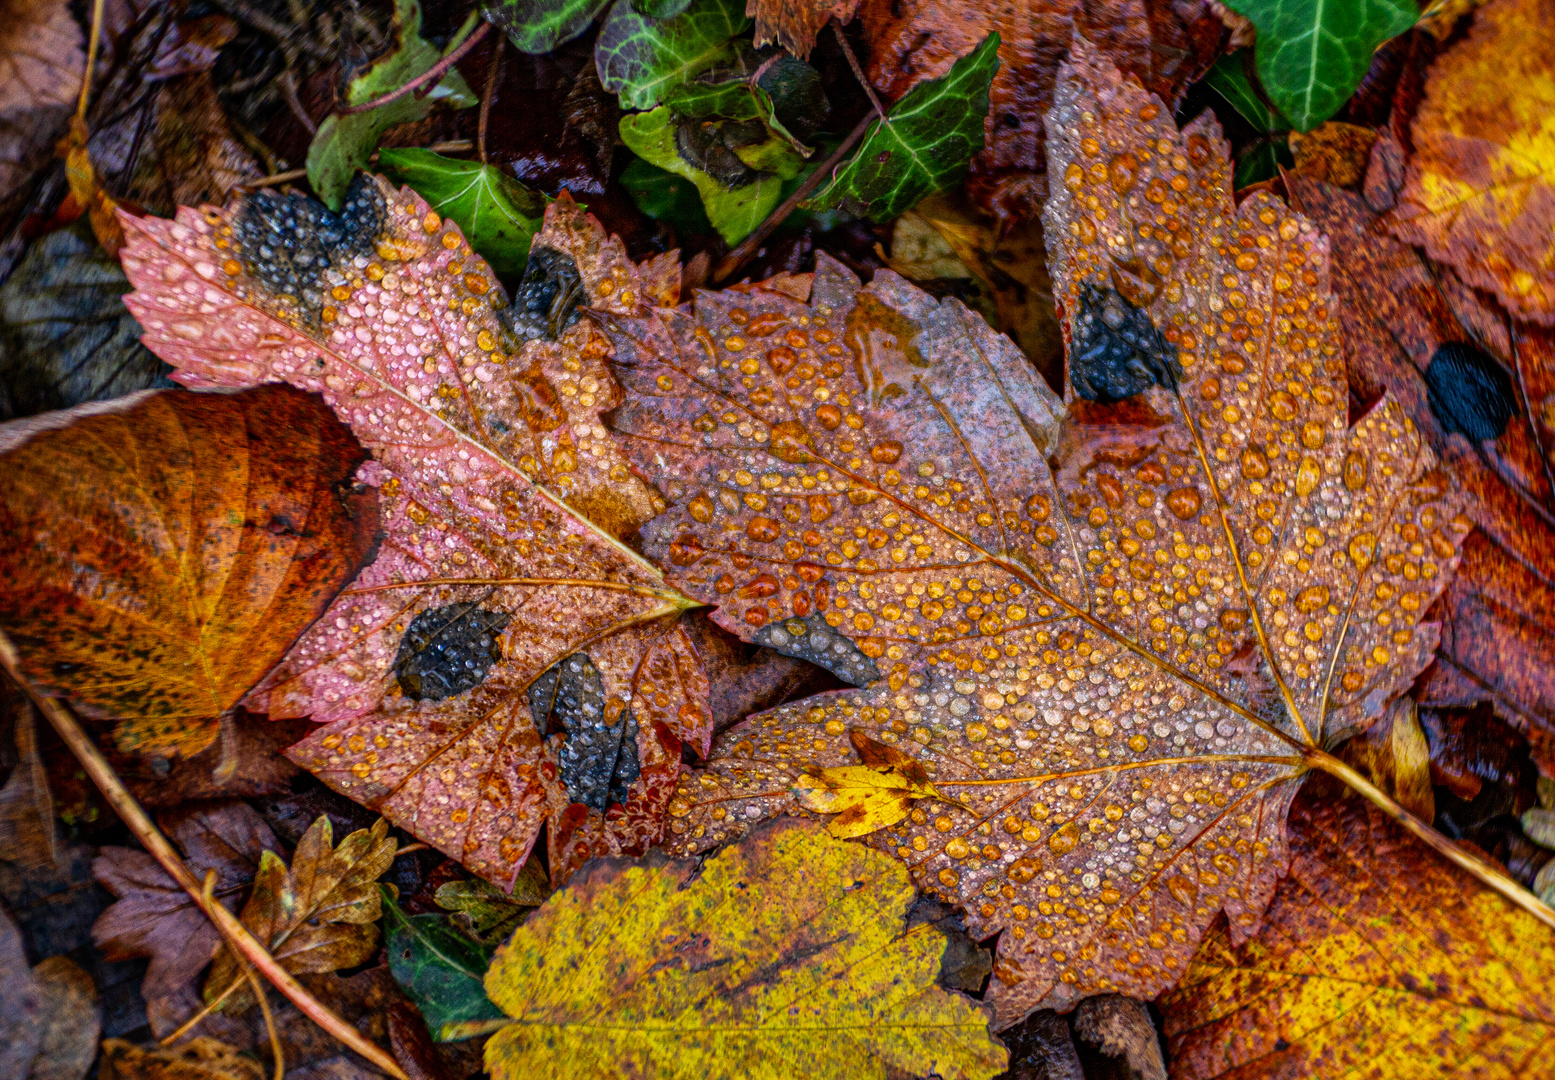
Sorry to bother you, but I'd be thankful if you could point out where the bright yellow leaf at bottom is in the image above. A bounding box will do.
[482,818,1007,1080]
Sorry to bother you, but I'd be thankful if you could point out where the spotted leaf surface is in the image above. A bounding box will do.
[606,39,1468,1022]
[119,185,710,889]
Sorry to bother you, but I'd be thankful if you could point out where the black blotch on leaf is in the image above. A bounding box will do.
[392,603,510,702]
[752,612,880,687]
[756,57,829,144]
[527,652,640,812]
[1425,341,1516,442]
[501,246,584,343]
[675,118,765,188]
[1069,283,1181,403]
[233,177,386,324]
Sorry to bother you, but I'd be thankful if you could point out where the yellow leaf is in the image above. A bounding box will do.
[481,819,1007,1080]
[1160,789,1555,1078]
[794,728,948,837]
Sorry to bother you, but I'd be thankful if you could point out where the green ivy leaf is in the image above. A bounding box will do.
[632,0,692,16]
[595,0,751,110]
[483,0,614,54]
[376,149,546,278]
[1221,0,1417,131]
[383,888,506,1039]
[621,157,715,234]
[1232,136,1292,189]
[805,33,998,223]
[620,106,801,243]
[306,0,478,210]
[1202,52,1289,133]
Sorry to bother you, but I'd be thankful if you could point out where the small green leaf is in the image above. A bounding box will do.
[1221,0,1417,131]
[434,861,548,945]
[1232,136,1291,189]
[1203,52,1288,133]
[806,33,999,223]
[620,107,790,244]
[306,0,478,210]
[595,0,751,110]
[620,158,715,233]
[382,888,506,1040]
[483,0,614,53]
[377,149,545,278]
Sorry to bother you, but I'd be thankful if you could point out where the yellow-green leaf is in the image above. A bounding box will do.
[482,818,1006,1080]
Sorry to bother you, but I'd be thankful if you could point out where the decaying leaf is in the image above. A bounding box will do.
[1385,0,1555,324]
[205,815,395,1010]
[29,956,102,1080]
[481,818,1007,1079]
[610,38,1467,1022]
[0,680,57,868]
[857,0,1225,220]
[0,903,45,1079]
[384,888,507,1038]
[0,0,84,225]
[794,729,949,837]
[747,0,861,58]
[119,185,711,889]
[0,386,379,759]
[93,801,282,1009]
[434,861,548,943]
[1160,788,1555,1078]
[99,1038,265,1080]
[1288,162,1555,773]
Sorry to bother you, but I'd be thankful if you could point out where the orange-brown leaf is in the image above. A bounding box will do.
[1160,788,1555,1078]
[0,386,379,758]
[1385,0,1555,324]
[118,185,710,889]
[607,39,1467,1023]
[858,0,1225,220]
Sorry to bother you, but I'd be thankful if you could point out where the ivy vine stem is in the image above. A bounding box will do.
[0,629,411,1080]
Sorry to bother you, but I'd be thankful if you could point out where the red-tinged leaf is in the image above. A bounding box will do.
[118,183,711,887]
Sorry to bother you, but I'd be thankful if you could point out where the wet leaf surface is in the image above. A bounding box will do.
[594,0,751,111]
[0,386,379,758]
[378,150,547,279]
[1160,787,1555,1079]
[481,818,1007,1080]
[612,39,1467,1021]
[119,184,711,889]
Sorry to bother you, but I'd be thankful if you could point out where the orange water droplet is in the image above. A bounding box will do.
[1166,487,1201,519]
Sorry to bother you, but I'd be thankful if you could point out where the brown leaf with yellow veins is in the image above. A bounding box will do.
[119,184,711,890]
[1385,0,1555,324]
[1160,787,1555,1079]
[205,815,395,1011]
[605,38,1468,1023]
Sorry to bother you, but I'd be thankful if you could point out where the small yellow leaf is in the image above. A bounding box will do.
[482,818,1006,1080]
[793,765,940,838]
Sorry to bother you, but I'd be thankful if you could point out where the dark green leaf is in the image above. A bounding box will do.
[620,157,715,233]
[805,33,999,223]
[1232,136,1291,189]
[306,0,478,210]
[1221,0,1417,131]
[756,56,828,144]
[377,149,546,278]
[382,888,506,1040]
[619,106,800,243]
[595,0,751,110]
[632,0,692,16]
[0,222,173,423]
[1202,52,1287,133]
[483,0,613,54]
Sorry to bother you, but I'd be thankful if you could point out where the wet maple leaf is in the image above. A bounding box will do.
[606,39,1468,1021]
[1384,0,1555,325]
[1160,787,1555,1078]
[856,0,1226,220]
[0,386,378,759]
[1290,151,1555,774]
[119,184,709,889]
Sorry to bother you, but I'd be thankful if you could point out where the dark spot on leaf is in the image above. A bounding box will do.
[1069,282,1181,403]
[755,57,829,143]
[1274,1038,1290,1052]
[753,612,880,687]
[392,603,510,702]
[527,652,640,812]
[674,118,764,188]
[233,177,386,325]
[1425,341,1515,441]
[501,246,584,343]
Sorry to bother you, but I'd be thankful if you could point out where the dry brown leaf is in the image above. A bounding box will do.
[0,903,45,1079]
[100,1038,266,1080]
[1340,695,1436,822]
[1160,788,1555,1078]
[604,39,1466,1023]
[1385,0,1555,324]
[858,0,1225,221]
[30,955,101,1080]
[1288,122,1379,191]
[0,678,57,868]
[749,0,863,59]
[0,0,83,224]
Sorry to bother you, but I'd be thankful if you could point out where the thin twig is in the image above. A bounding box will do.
[78,0,107,123]
[0,631,411,1080]
[276,68,318,135]
[712,111,875,284]
[833,22,889,125]
[396,842,432,856]
[478,33,503,165]
[203,871,284,1080]
[337,21,490,115]
[238,140,475,190]
[159,977,245,1046]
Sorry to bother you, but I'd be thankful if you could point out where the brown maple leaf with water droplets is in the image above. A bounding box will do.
[119,184,709,889]
[601,39,1470,1022]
